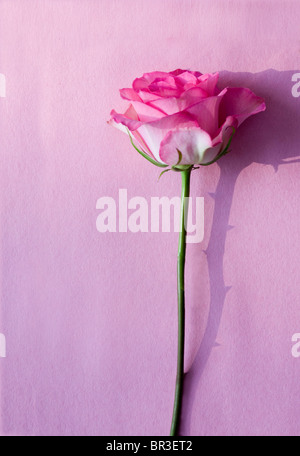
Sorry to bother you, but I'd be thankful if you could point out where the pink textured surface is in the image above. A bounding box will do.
[0,0,300,436]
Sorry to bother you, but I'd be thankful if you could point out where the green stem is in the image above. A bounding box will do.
[170,169,191,436]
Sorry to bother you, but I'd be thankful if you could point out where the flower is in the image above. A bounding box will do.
[108,69,266,166]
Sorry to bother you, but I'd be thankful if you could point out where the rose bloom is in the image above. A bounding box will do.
[109,69,266,166]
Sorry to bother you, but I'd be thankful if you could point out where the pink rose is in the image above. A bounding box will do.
[109,69,266,166]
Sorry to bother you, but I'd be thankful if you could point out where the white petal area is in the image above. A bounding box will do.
[136,113,199,164]
[159,128,213,165]
[200,144,222,164]
[107,118,128,135]
[108,118,156,160]
[109,104,142,132]
[135,123,169,164]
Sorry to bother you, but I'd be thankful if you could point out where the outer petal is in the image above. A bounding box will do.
[159,127,213,165]
[131,130,156,159]
[110,104,142,131]
[136,112,199,163]
[201,116,239,165]
[185,89,227,137]
[198,144,222,164]
[211,115,238,146]
[130,101,166,121]
[219,87,266,126]
[108,117,156,161]
[108,105,157,160]
[107,117,128,135]
[119,88,142,102]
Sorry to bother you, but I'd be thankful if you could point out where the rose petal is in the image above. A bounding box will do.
[131,101,166,121]
[219,87,266,126]
[110,105,142,131]
[136,112,199,163]
[148,78,182,98]
[170,69,202,78]
[174,71,198,87]
[169,69,186,77]
[132,71,172,91]
[211,115,238,146]
[179,86,209,108]
[107,118,128,135]
[200,145,222,164]
[159,128,213,165]
[197,73,219,95]
[109,106,156,159]
[120,88,142,102]
[147,97,183,115]
[186,90,227,137]
[137,90,163,103]
[202,116,239,164]
[148,86,209,115]
[131,130,156,159]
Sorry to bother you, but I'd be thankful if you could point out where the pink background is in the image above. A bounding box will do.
[1,0,300,436]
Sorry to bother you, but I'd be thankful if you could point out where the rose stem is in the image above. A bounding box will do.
[170,169,191,436]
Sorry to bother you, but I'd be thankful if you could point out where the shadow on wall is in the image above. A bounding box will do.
[180,69,300,436]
